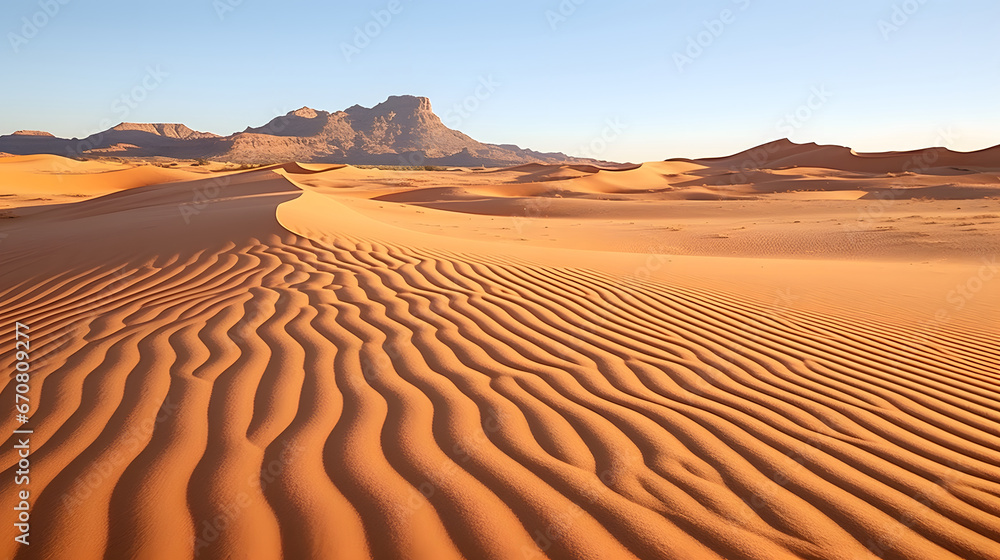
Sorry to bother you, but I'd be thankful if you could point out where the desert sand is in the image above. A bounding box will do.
[1,145,999,559]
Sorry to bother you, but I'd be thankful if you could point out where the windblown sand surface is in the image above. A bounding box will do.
[1,149,999,559]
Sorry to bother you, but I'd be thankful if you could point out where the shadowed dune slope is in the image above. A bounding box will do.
[0,169,999,560]
[696,139,1000,174]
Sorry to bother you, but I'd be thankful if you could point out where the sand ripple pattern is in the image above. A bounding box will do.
[2,234,1000,560]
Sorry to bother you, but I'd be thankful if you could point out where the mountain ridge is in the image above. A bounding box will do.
[0,95,624,167]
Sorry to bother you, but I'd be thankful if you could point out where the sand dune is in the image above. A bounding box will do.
[1,156,999,559]
[360,152,1000,207]
[697,139,1000,175]
[261,162,350,175]
[0,155,214,211]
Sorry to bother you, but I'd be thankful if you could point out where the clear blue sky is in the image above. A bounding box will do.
[2,0,997,162]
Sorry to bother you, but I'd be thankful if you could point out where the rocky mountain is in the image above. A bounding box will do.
[10,130,54,137]
[0,95,619,167]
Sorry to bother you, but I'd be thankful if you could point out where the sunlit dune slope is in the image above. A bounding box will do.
[0,162,998,560]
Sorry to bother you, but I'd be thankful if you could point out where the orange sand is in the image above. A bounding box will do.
[1,151,999,559]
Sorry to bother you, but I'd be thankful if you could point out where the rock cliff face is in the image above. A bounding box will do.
[0,95,619,167]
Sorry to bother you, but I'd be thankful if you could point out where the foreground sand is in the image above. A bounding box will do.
[1,151,999,559]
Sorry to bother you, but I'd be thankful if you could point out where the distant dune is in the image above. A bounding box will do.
[695,138,1000,175]
[1,151,999,559]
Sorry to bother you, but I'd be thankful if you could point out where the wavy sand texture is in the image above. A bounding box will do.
[0,164,998,560]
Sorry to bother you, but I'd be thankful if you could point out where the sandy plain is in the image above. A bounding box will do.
[1,142,999,559]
